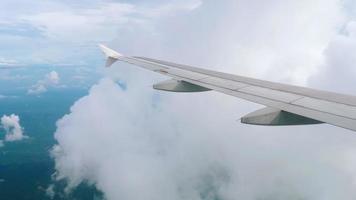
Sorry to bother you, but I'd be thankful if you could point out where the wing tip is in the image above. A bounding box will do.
[98,44,123,58]
[98,44,124,67]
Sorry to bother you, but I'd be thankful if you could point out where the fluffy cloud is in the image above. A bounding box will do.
[52,77,356,200]
[308,20,356,94]
[45,184,55,199]
[1,114,27,142]
[52,78,233,199]
[28,84,47,95]
[28,70,60,95]
[103,0,346,86]
[51,0,356,200]
[46,70,60,84]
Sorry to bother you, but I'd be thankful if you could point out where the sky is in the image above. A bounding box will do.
[3,0,356,200]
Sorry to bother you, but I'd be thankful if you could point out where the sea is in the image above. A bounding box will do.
[0,69,103,199]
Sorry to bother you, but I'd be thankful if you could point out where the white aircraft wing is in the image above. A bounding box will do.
[99,44,356,132]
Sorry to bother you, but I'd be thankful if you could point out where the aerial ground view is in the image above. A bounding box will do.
[2,0,356,199]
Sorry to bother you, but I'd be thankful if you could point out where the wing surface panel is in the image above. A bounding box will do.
[135,57,356,106]
[99,45,356,131]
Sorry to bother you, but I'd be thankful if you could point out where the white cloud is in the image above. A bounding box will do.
[1,114,27,142]
[0,57,19,66]
[0,95,18,99]
[308,20,356,94]
[52,78,234,199]
[45,184,55,199]
[28,84,47,95]
[95,0,346,87]
[28,70,60,95]
[52,77,356,200]
[46,70,60,84]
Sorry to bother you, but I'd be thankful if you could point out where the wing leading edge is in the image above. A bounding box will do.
[99,44,356,132]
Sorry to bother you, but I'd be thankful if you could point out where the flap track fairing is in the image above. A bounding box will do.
[241,107,323,126]
[153,79,211,92]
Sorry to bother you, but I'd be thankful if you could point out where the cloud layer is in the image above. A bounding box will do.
[52,77,356,200]
[0,0,202,64]
[52,78,238,199]
[308,20,356,94]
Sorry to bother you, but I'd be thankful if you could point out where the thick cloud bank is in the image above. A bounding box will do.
[52,78,356,200]
[1,114,27,142]
[309,20,356,94]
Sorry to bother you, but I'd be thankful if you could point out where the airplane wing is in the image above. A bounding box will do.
[99,44,356,132]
